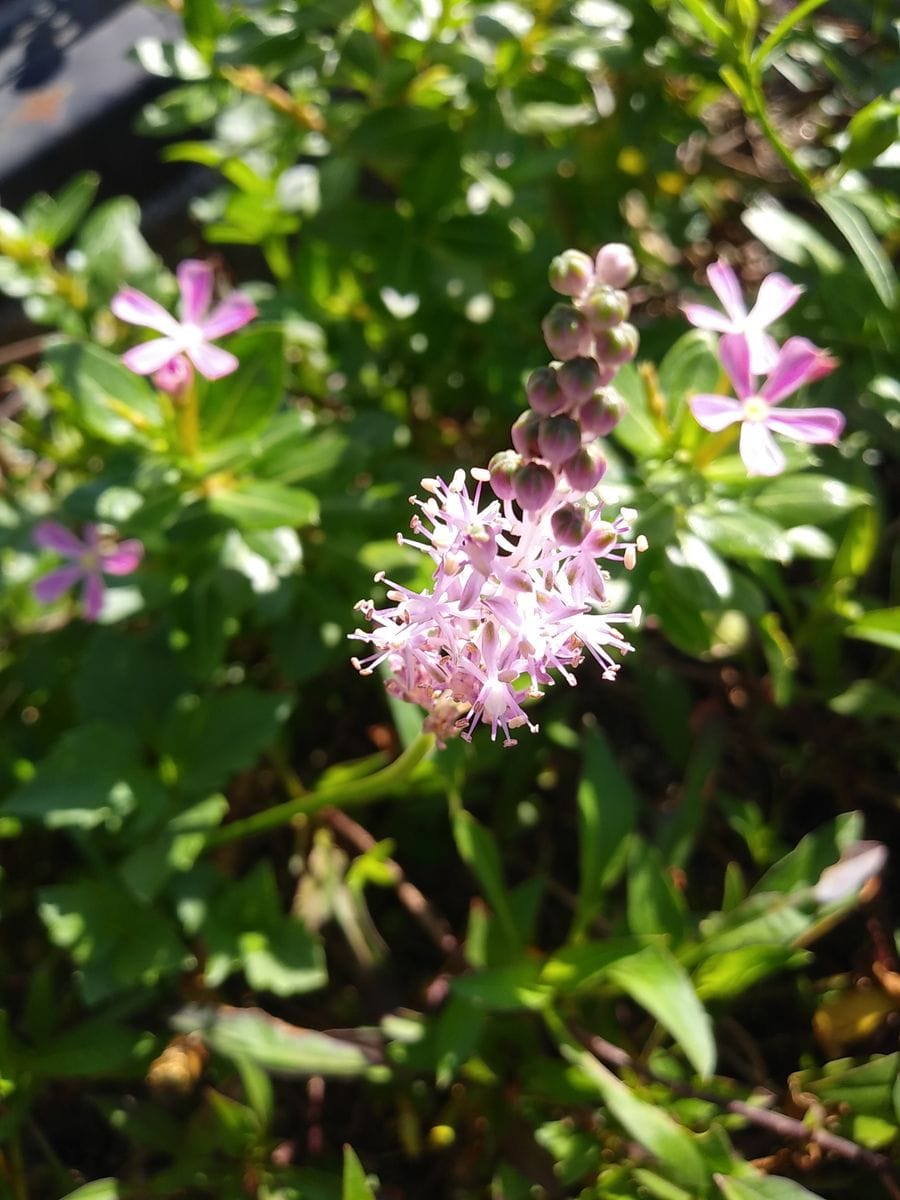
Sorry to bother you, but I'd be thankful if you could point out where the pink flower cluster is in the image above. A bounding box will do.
[351,244,645,747]
[683,261,844,476]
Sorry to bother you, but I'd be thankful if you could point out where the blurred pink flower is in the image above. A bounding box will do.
[111,259,257,394]
[690,333,844,477]
[32,521,143,621]
[682,260,803,374]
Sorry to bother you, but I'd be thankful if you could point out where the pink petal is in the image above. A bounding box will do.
[101,540,144,576]
[680,303,731,333]
[760,337,829,405]
[177,260,214,325]
[719,332,754,400]
[33,564,83,605]
[33,520,85,558]
[748,273,803,328]
[152,354,192,396]
[111,288,180,336]
[740,421,785,477]
[187,341,239,380]
[122,338,181,376]
[766,407,845,444]
[81,573,105,622]
[689,394,743,432]
[201,293,257,340]
[745,328,779,376]
[707,260,746,323]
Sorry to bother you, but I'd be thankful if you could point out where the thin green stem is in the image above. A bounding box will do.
[174,375,200,458]
[753,0,829,72]
[205,731,436,848]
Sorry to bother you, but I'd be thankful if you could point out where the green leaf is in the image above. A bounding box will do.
[119,794,229,902]
[818,190,897,309]
[753,475,867,527]
[605,945,716,1077]
[694,945,809,1001]
[753,0,829,68]
[30,1017,151,1079]
[58,1182,120,1200]
[612,364,666,458]
[39,880,186,1005]
[343,1145,376,1200]
[572,728,637,938]
[754,812,863,895]
[173,1006,375,1077]
[840,97,900,173]
[845,608,900,653]
[208,479,320,531]
[75,197,161,296]
[452,807,521,955]
[23,172,99,247]
[2,722,165,831]
[162,687,291,795]
[687,509,791,562]
[626,841,687,944]
[658,330,721,423]
[199,327,285,443]
[571,1053,711,1190]
[45,342,164,445]
[716,1173,826,1200]
[803,1053,899,1117]
[742,197,843,272]
[451,961,549,1011]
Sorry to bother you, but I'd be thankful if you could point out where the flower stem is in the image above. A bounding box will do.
[205,731,436,849]
[174,376,200,458]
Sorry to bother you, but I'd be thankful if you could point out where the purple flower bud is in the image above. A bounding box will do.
[581,284,630,331]
[579,388,625,437]
[549,249,595,297]
[526,365,565,416]
[488,450,522,500]
[564,442,607,491]
[511,410,542,459]
[538,414,582,466]
[594,322,639,367]
[594,243,637,288]
[558,356,601,406]
[542,303,592,360]
[551,504,588,546]
[513,462,555,511]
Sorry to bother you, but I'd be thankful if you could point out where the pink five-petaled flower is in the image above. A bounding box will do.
[690,333,844,477]
[682,259,803,374]
[111,259,257,394]
[32,521,144,622]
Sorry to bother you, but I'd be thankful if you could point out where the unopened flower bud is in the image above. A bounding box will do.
[511,410,542,459]
[538,414,581,466]
[579,387,625,437]
[564,442,607,491]
[594,243,637,288]
[488,450,522,501]
[526,365,565,416]
[551,503,588,546]
[581,284,630,331]
[513,462,555,511]
[542,303,592,360]
[558,356,601,406]
[549,249,595,297]
[594,322,639,366]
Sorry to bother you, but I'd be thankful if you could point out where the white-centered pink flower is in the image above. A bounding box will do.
[32,522,144,621]
[111,259,257,393]
[689,333,844,477]
[682,260,803,374]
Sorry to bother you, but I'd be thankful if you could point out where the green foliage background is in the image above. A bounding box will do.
[0,1,897,1198]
